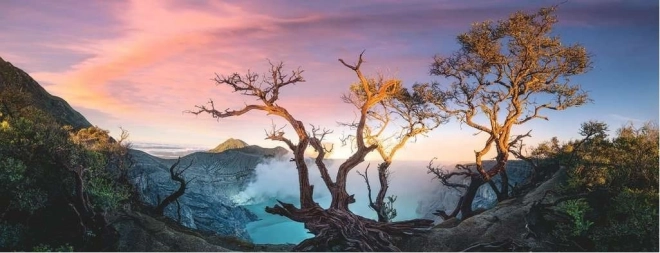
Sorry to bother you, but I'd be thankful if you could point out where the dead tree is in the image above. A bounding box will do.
[154,157,194,216]
[189,53,433,251]
[343,75,447,223]
[426,6,591,219]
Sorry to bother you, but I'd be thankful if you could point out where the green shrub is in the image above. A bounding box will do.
[0,222,25,249]
[591,188,659,252]
[0,91,132,250]
[32,243,74,252]
[87,175,131,210]
[559,199,593,237]
[536,121,658,251]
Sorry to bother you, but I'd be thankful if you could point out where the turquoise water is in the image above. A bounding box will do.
[240,160,532,244]
[242,189,431,244]
[244,200,313,244]
[239,160,449,244]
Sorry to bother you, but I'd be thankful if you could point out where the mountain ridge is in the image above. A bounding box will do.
[0,56,92,129]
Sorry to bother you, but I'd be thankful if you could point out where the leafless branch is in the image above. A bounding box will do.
[426,158,472,190]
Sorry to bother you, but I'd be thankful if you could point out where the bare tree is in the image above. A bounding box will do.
[426,6,591,219]
[154,157,194,217]
[344,75,447,222]
[188,53,432,251]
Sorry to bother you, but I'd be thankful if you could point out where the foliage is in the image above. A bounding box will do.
[531,121,659,251]
[0,90,132,251]
[32,243,74,252]
[87,175,131,210]
[555,199,593,238]
[382,195,398,221]
[591,188,659,251]
[0,222,25,249]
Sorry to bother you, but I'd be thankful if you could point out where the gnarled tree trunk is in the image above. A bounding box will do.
[190,53,434,251]
[155,158,192,216]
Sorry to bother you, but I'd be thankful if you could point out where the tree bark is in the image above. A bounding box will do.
[460,175,483,219]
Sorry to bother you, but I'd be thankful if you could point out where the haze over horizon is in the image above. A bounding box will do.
[1,0,657,162]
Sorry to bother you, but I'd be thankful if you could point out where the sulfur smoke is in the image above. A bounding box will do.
[233,155,462,244]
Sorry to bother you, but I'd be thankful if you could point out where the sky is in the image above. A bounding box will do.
[0,0,657,162]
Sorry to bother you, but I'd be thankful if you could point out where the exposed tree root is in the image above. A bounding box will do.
[266,200,433,251]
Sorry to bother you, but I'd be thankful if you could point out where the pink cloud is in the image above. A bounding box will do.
[3,0,655,161]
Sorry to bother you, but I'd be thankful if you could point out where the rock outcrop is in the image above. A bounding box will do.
[129,143,288,241]
[399,167,567,252]
[0,57,92,129]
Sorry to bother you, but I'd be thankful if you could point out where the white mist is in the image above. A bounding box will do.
[234,157,455,244]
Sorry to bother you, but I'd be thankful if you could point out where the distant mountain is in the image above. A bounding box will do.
[209,138,288,157]
[0,56,92,129]
[209,138,249,152]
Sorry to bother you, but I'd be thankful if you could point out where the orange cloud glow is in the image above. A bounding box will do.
[1,0,656,162]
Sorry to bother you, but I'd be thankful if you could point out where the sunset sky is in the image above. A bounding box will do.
[1,0,657,162]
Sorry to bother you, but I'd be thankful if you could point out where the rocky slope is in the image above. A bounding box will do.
[400,167,567,251]
[129,140,288,241]
[110,210,294,252]
[0,57,91,129]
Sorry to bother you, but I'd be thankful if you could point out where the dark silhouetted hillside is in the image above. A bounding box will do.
[0,56,91,129]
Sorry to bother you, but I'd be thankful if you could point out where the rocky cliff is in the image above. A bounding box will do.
[0,57,92,129]
[129,144,288,241]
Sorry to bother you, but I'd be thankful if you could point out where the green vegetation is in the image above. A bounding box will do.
[530,121,659,251]
[0,90,133,251]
